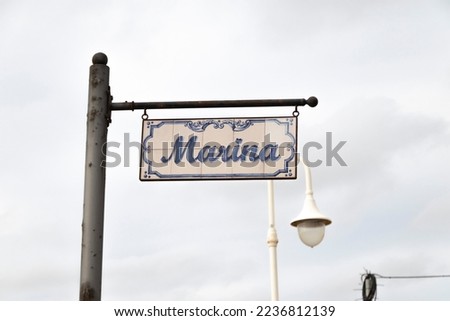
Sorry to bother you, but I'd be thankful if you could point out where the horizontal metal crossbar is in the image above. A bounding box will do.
[110,97,318,111]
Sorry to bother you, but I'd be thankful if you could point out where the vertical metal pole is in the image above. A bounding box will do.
[80,53,110,301]
[267,180,279,301]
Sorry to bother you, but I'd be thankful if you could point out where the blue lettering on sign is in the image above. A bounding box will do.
[161,136,281,164]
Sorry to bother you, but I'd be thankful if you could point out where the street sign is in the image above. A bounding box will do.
[82,53,319,300]
[140,117,297,181]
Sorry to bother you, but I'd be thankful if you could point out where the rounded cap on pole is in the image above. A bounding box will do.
[306,96,318,107]
[92,52,108,65]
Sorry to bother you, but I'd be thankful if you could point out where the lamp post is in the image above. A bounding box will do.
[267,158,331,300]
[290,159,332,248]
[267,179,279,301]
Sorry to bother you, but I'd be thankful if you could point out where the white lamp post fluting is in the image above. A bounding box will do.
[267,179,279,301]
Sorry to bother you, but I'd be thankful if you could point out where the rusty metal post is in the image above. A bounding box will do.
[80,53,110,301]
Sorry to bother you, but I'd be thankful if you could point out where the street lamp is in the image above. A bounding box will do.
[267,159,331,300]
[290,159,332,248]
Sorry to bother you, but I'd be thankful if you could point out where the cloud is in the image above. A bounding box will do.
[1,0,450,301]
[411,194,450,233]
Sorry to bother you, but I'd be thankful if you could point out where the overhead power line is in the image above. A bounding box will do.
[376,274,450,280]
[360,271,450,301]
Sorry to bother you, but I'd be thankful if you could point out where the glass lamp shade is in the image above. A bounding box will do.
[297,220,326,248]
[290,196,331,248]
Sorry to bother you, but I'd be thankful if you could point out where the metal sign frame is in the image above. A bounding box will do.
[139,116,298,181]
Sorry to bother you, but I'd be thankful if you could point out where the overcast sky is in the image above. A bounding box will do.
[1,0,450,301]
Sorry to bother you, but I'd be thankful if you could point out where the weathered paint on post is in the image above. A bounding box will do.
[80,53,110,301]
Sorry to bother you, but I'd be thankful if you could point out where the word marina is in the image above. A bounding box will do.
[161,136,282,164]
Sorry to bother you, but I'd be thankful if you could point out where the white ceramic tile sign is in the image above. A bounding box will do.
[140,117,297,181]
